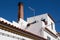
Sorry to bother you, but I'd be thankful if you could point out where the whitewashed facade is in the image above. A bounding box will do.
[0,16,46,40]
[0,29,32,40]
[26,13,58,40]
[0,13,60,40]
[0,17,33,40]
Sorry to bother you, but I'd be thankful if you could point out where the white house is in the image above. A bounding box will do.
[0,2,47,40]
[0,17,33,40]
[0,2,60,40]
[0,13,59,40]
[25,13,58,40]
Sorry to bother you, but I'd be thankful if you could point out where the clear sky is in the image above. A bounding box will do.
[0,0,60,32]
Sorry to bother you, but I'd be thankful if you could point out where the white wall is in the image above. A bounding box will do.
[0,13,57,40]
[47,15,56,34]
[27,13,57,40]
[0,29,32,40]
[43,31,57,40]
[26,14,48,37]
[26,21,44,37]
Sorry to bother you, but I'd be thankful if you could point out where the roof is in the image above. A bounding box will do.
[27,13,55,23]
[47,14,55,22]
[0,20,47,40]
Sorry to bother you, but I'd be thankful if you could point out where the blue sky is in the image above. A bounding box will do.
[0,0,60,32]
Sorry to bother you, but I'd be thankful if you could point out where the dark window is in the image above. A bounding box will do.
[47,36,51,40]
[58,39,60,40]
[51,22,53,30]
[41,19,47,25]
[21,38,25,40]
[27,21,36,26]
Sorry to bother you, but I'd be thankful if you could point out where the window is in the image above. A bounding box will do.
[51,22,53,30]
[41,19,47,25]
[47,36,51,40]
[21,38,25,40]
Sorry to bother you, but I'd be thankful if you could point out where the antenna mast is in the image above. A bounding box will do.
[28,7,35,20]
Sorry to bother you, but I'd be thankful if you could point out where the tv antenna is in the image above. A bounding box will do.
[28,7,36,20]
[25,7,37,27]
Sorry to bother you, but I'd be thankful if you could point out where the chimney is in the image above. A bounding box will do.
[18,2,24,22]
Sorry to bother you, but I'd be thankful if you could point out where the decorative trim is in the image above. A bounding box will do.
[0,32,25,40]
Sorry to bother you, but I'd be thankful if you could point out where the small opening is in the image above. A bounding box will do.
[41,19,47,25]
[27,21,36,26]
[47,36,51,40]
[21,38,25,40]
[51,22,53,30]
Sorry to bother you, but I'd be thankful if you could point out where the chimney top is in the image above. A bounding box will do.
[18,2,23,6]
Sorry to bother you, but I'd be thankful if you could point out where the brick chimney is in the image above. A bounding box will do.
[18,2,24,22]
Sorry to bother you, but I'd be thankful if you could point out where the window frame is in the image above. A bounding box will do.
[47,36,51,40]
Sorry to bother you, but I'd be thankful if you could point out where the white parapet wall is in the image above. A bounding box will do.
[0,17,33,40]
[0,17,12,25]
[0,29,32,40]
[0,17,28,29]
[27,13,57,40]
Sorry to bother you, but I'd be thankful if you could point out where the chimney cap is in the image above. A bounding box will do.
[18,2,23,6]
